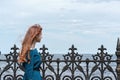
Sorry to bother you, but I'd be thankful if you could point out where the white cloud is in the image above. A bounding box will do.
[0,0,120,54]
[68,0,120,3]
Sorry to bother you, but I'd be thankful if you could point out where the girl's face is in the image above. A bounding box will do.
[36,32,42,42]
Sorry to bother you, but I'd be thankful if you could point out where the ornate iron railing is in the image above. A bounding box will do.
[0,39,120,80]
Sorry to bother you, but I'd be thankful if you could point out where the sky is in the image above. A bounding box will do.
[0,0,120,54]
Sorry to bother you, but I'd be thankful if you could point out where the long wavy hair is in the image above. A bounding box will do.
[18,24,42,63]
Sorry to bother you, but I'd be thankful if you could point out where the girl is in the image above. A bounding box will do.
[18,24,42,80]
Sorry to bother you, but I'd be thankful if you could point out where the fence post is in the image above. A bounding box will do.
[116,38,120,80]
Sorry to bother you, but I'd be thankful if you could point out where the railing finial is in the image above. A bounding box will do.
[116,38,120,51]
[116,38,120,80]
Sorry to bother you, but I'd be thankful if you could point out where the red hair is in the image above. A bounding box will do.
[18,24,42,63]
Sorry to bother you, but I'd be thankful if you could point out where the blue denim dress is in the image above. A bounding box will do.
[22,48,42,80]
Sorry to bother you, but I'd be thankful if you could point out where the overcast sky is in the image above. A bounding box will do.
[0,0,120,54]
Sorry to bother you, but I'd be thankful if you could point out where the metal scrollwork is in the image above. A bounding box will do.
[0,41,119,80]
[45,75,54,80]
[62,76,71,80]
[91,76,101,80]
[104,76,112,80]
[16,75,23,80]
[74,76,84,80]
[3,75,13,80]
[0,45,23,80]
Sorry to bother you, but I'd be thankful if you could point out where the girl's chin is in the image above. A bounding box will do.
[37,39,41,42]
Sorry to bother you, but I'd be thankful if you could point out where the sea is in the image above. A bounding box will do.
[0,53,117,80]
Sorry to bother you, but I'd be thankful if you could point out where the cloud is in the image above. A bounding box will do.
[0,0,120,54]
[69,0,120,3]
[1,0,120,26]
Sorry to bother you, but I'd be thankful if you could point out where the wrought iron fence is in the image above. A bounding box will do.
[0,39,120,80]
